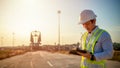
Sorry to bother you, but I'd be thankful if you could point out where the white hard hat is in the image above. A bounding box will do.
[79,9,97,24]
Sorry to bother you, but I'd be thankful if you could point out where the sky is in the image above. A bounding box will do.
[0,0,120,46]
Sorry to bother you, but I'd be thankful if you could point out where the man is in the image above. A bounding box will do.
[78,9,113,68]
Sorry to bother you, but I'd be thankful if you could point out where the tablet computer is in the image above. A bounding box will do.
[76,49,87,53]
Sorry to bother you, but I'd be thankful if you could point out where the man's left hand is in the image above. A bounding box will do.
[77,51,91,59]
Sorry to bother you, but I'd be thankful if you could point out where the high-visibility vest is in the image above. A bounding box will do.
[81,28,106,68]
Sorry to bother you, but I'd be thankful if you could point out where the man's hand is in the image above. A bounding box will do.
[77,51,92,59]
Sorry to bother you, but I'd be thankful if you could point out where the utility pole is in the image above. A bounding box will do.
[57,10,61,51]
[57,10,61,46]
[1,37,3,46]
[12,32,15,46]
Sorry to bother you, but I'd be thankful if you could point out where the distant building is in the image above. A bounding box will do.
[30,30,41,47]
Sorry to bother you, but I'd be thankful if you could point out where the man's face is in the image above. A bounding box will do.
[82,20,95,33]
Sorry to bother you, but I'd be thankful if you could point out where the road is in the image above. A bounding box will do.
[0,51,120,68]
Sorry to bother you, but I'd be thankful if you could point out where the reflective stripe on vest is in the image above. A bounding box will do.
[81,28,106,68]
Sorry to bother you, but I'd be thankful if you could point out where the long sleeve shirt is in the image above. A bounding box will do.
[86,26,113,61]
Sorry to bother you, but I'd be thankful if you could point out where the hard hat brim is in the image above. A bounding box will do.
[78,15,97,24]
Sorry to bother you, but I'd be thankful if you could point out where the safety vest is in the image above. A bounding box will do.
[81,28,106,68]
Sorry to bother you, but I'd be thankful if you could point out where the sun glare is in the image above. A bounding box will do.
[0,0,58,46]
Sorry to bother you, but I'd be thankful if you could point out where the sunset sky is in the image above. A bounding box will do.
[0,0,120,46]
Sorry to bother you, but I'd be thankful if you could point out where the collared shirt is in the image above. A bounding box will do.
[86,26,98,46]
[85,26,113,61]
